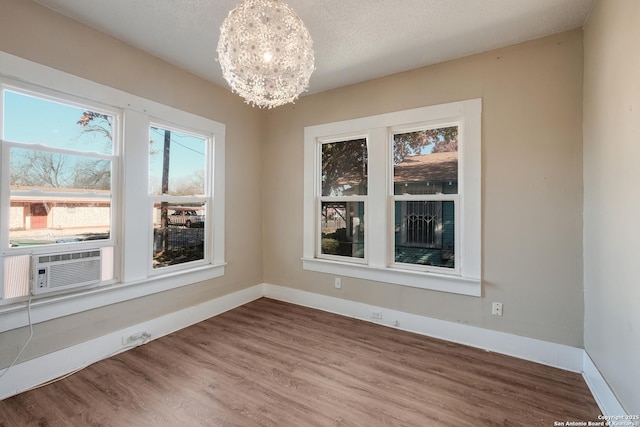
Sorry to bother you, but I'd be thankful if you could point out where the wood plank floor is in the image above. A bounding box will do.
[0,298,600,426]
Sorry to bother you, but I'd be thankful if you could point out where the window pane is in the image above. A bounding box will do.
[11,147,111,191]
[320,201,364,258]
[321,139,367,196]
[9,199,110,247]
[3,90,114,154]
[394,200,455,268]
[149,127,206,196]
[153,202,206,269]
[393,126,458,195]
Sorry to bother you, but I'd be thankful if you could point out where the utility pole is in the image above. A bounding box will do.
[160,130,170,252]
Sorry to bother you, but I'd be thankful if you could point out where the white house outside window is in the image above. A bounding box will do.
[303,99,481,296]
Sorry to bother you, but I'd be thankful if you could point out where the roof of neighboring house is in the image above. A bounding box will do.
[10,185,111,193]
[329,151,458,194]
[9,185,111,204]
[394,152,458,183]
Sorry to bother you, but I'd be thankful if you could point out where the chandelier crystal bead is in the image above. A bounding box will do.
[217,0,315,108]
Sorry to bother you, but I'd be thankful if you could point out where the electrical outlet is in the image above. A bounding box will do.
[371,311,382,319]
[491,302,503,316]
[334,277,342,289]
[122,331,151,346]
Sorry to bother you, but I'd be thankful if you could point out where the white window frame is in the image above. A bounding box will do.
[390,121,461,276]
[303,99,481,296]
[0,84,122,300]
[0,51,225,332]
[146,121,213,276]
[0,83,120,257]
[316,133,369,265]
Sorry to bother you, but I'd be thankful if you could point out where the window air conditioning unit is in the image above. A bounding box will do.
[31,249,102,295]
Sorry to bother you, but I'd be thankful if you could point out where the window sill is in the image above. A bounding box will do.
[0,263,225,333]
[302,257,480,297]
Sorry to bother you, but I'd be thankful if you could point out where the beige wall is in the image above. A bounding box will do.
[583,0,640,414]
[0,0,263,365]
[264,30,585,347]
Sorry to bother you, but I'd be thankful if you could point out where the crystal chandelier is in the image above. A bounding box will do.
[217,0,315,108]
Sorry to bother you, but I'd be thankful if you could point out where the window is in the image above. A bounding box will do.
[393,125,458,271]
[319,138,367,260]
[1,88,118,298]
[303,99,481,296]
[0,52,225,315]
[149,125,209,270]
[4,90,116,247]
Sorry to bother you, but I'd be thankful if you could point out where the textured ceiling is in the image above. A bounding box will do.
[34,0,595,96]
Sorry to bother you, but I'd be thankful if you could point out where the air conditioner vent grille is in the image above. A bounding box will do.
[49,259,101,289]
[37,250,100,264]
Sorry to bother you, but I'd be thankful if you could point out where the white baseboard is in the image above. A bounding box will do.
[1,281,629,420]
[263,283,584,372]
[0,284,263,401]
[582,353,632,421]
